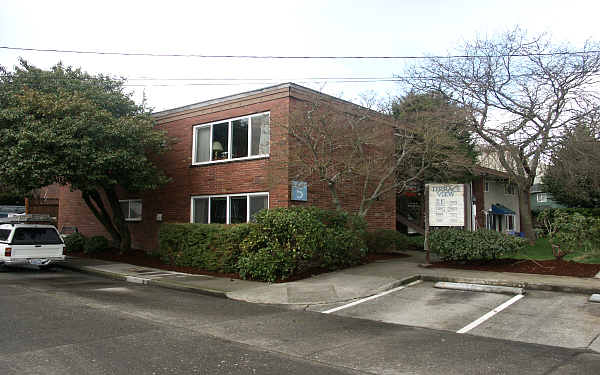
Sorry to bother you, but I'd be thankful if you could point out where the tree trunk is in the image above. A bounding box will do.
[82,190,122,249]
[518,186,536,245]
[103,187,132,253]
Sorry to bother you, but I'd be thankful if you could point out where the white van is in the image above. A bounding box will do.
[0,223,65,269]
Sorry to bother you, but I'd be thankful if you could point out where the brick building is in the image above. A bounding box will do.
[55,83,396,250]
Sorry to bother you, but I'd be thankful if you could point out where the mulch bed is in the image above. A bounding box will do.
[430,258,600,278]
[69,249,409,282]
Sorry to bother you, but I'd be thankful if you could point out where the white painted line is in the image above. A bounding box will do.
[322,280,422,314]
[125,276,149,284]
[456,294,524,334]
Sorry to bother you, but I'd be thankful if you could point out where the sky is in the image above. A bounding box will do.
[2,0,600,111]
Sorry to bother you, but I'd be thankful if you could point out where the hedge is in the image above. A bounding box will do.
[157,207,369,282]
[429,228,526,261]
[365,229,422,253]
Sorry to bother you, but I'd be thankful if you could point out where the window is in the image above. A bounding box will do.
[11,228,63,245]
[193,112,270,164]
[504,183,516,195]
[119,199,142,221]
[507,215,515,231]
[537,193,548,203]
[191,193,269,224]
[484,181,489,192]
[0,229,11,242]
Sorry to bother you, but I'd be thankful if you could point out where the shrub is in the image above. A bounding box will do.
[537,209,600,254]
[158,223,251,272]
[64,232,86,253]
[84,235,110,254]
[237,207,368,281]
[365,229,413,253]
[158,207,368,282]
[429,228,526,261]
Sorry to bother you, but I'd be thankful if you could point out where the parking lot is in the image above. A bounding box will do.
[309,281,600,352]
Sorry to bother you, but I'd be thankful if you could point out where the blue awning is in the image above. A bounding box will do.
[490,204,516,215]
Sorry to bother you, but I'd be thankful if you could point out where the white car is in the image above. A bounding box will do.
[0,223,65,270]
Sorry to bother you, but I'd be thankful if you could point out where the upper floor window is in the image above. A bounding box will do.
[119,199,142,221]
[537,193,548,203]
[504,183,516,195]
[192,112,270,164]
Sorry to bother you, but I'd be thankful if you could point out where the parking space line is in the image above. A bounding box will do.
[322,280,422,314]
[456,294,524,334]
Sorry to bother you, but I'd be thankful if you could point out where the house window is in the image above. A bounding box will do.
[484,181,489,192]
[504,183,516,195]
[191,193,269,224]
[507,215,515,231]
[193,112,270,164]
[537,193,547,203]
[119,200,142,221]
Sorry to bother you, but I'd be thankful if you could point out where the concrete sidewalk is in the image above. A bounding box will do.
[59,251,600,306]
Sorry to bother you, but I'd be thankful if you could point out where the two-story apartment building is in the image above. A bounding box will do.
[54,83,396,250]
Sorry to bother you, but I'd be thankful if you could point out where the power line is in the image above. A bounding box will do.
[2,46,600,60]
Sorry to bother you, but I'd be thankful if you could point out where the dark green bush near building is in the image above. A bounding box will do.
[429,228,526,261]
[64,232,86,253]
[83,235,110,254]
[158,223,251,273]
[237,207,368,282]
[365,229,421,253]
[157,207,368,282]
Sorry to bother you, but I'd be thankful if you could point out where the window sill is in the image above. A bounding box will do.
[190,155,269,167]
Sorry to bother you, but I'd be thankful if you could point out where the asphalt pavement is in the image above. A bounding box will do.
[1,267,599,374]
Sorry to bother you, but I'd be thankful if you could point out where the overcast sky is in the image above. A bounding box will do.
[2,0,599,111]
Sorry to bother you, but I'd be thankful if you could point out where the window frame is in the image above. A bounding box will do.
[537,193,548,203]
[484,181,489,192]
[192,111,270,165]
[119,199,143,222]
[504,183,516,195]
[190,192,269,224]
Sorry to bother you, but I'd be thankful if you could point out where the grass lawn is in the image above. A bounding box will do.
[510,237,600,264]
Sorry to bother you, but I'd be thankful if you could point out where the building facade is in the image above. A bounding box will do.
[55,83,396,250]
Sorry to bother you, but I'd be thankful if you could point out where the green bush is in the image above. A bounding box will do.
[157,207,368,282]
[365,229,414,253]
[64,232,86,253]
[237,207,368,281]
[84,235,110,254]
[429,228,526,261]
[537,209,600,254]
[158,223,251,273]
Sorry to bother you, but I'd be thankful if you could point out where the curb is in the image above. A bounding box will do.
[434,281,524,295]
[422,274,600,295]
[57,263,228,298]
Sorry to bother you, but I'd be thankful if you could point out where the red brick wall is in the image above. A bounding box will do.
[286,96,395,230]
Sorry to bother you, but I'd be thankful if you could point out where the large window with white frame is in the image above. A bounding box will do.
[119,199,142,221]
[191,193,269,224]
[192,112,270,164]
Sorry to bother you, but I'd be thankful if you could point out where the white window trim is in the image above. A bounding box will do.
[537,193,548,203]
[119,199,142,222]
[192,111,270,165]
[190,192,269,224]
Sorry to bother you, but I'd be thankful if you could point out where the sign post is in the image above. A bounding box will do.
[423,183,466,266]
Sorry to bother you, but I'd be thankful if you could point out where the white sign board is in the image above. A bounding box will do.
[428,184,465,227]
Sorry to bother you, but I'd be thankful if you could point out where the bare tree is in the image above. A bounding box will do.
[404,28,600,242]
[286,93,474,218]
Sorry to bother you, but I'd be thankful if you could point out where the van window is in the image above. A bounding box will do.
[11,228,63,245]
[0,229,10,241]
